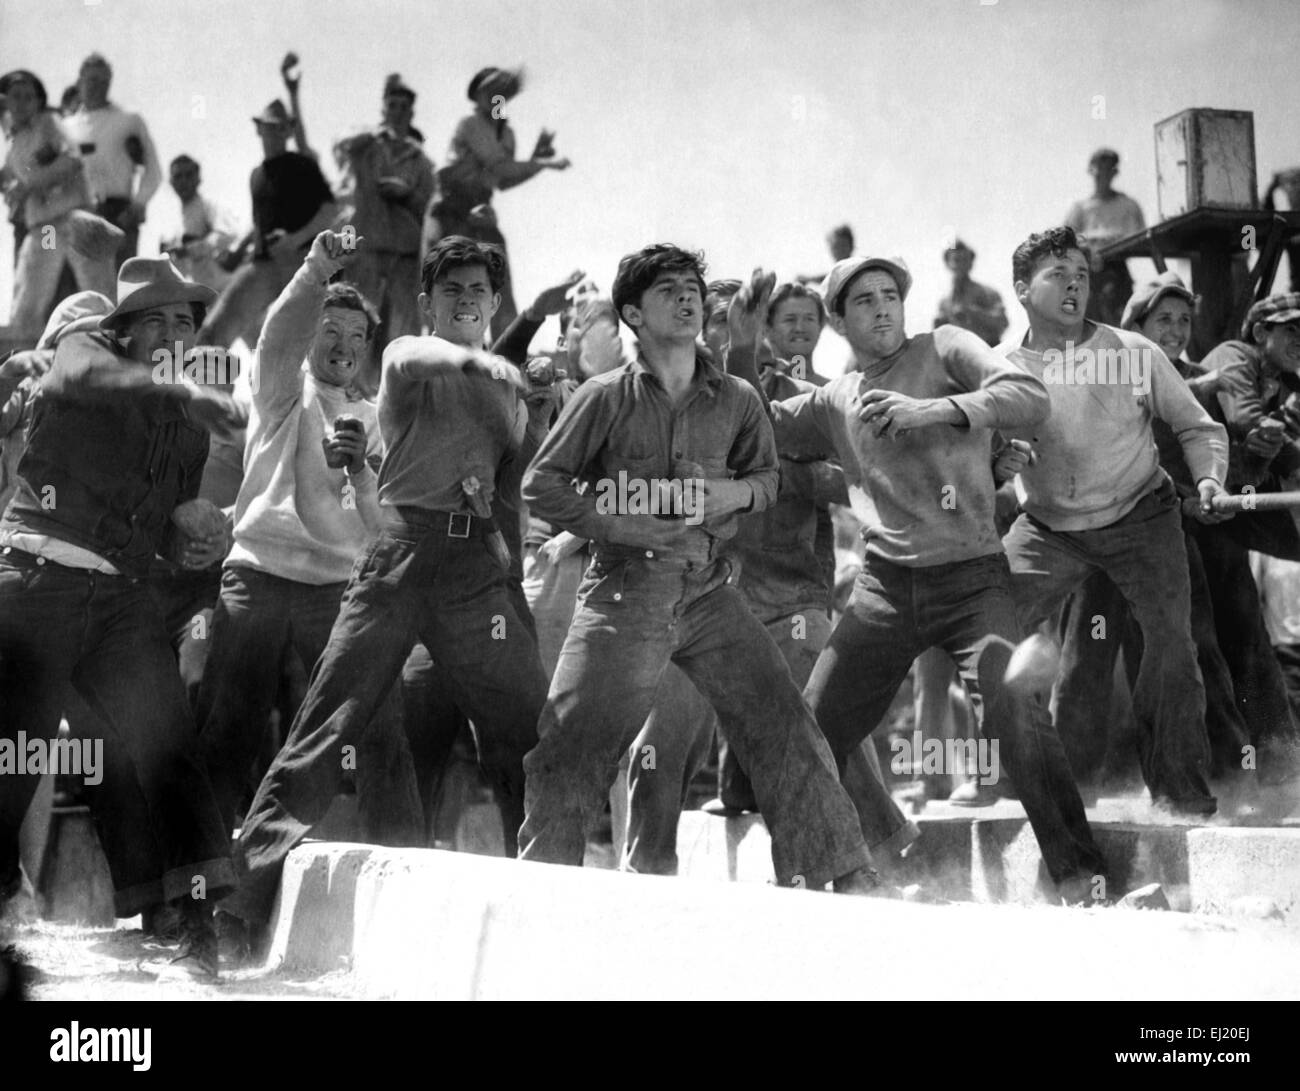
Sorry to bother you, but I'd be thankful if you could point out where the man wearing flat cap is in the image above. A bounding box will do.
[726,254,1110,902]
[423,65,570,337]
[0,257,244,978]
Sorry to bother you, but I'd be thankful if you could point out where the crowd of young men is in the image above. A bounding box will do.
[4,79,1300,980]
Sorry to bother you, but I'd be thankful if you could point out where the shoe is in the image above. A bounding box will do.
[1154,794,1217,818]
[1057,872,1111,907]
[141,901,185,943]
[215,910,264,968]
[832,865,901,898]
[166,905,219,981]
[947,781,999,807]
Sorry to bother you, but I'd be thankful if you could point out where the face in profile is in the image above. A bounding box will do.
[1256,319,1300,374]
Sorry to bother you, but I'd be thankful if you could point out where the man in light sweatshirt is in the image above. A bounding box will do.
[726,256,1110,902]
[999,226,1230,816]
[196,230,396,837]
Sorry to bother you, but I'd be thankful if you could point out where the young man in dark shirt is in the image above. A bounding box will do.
[519,244,878,893]
[221,236,552,933]
[197,100,338,351]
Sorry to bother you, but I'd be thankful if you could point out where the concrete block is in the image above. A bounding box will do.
[265,842,1300,1000]
[1186,828,1300,915]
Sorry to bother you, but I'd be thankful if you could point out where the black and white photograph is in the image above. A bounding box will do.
[1,0,1298,1042]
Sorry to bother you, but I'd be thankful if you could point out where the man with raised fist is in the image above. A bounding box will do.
[195,230,393,844]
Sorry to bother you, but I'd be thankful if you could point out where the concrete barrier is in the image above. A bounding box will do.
[265,841,1300,999]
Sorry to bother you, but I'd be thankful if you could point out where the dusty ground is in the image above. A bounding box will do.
[4,917,366,1000]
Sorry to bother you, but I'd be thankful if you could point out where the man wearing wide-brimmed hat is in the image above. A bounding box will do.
[196,96,338,351]
[423,65,571,337]
[0,256,244,979]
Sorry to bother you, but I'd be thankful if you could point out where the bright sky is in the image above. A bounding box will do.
[3,0,1298,371]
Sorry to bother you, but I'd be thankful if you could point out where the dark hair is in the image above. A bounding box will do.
[829,224,854,244]
[1012,226,1092,286]
[703,278,742,324]
[1089,147,1120,168]
[767,281,826,327]
[612,244,709,329]
[420,235,507,296]
[323,282,380,339]
[170,153,199,173]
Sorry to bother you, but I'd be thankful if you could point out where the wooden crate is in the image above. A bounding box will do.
[1155,108,1257,220]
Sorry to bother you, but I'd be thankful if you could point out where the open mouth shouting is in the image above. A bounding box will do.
[1061,295,1081,317]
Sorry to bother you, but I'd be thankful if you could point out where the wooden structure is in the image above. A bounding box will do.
[1100,209,1300,360]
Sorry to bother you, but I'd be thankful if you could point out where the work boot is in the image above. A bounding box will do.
[166,900,219,981]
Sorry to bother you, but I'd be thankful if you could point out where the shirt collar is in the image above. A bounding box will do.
[630,349,723,397]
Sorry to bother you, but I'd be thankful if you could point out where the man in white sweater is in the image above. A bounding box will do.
[999,226,1230,816]
[196,230,402,838]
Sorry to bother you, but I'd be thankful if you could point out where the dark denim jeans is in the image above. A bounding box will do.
[1005,479,1216,809]
[196,565,422,842]
[624,607,914,875]
[519,549,871,888]
[1190,522,1300,781]
[805,551,1108,887]
[224,508,547,925]
[0,549,234,911]
[1054,530,1253,782]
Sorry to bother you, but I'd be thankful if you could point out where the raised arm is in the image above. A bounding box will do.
[253,230,351,412]
[41,331,245,436]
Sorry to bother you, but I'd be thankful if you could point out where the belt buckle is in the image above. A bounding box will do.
[447,512,472,539]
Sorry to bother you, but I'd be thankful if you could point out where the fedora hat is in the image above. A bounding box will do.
[251,99,292,127]
[100,257,217,329]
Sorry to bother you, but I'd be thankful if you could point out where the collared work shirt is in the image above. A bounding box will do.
[523,353,779,556]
